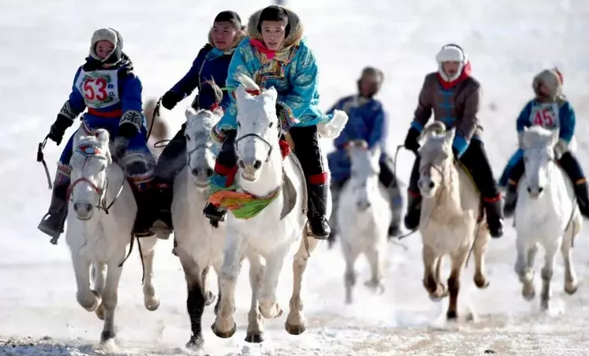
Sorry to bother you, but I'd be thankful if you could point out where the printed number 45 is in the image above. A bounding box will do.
[84,78,108,101]
[533,108,554,127]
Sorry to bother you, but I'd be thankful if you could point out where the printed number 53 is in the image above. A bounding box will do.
[84,78,108,101]
[533,108,554,127]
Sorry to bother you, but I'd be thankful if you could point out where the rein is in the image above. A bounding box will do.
[235,133,274,163]
[37,135,53,190]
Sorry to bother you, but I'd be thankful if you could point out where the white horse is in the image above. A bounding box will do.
[337,139,391,304]
[514,126,581,310]
[417,122,490,320]
[172,103,266,347]
[65,126,159,345]
[212,75,347,339]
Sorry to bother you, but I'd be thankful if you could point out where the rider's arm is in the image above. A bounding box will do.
[58,67,87,122]
[454,84,480,156]
[516,101,533,133]
[118,73,144,138]
[367,102,386,149]
[168,46,209,99]
[559,101,575,144]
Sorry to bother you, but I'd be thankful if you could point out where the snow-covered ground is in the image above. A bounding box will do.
[2,0,589,354]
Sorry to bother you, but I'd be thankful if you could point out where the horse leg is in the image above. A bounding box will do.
[364,243,385,295]
[99,257,125,345]
[286,233,319,335]
[515,236,536,300]
[258,245,290,320]
[473,225,490,289]
[212,229,243,339]
[540,241,560,311]
[447,246,470,320]
[93,262,108,320]
[72,256,101,312]
[177,252,207,349]
[562,229,578,295]
[245,254,265,343]
[139,236,160,311]
[342,240,360,305]
[422,244,445,301]
[201,266,216,306]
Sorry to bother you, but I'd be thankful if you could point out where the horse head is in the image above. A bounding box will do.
[418,122,455,198]
[185,83,224,189]
[233,73,281,182]
[521,125,559,199]
[347,139,381,211]
[69,128,113,220]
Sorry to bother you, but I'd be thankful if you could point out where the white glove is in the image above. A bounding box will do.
[554,138,569,159]
[317,110,349,139]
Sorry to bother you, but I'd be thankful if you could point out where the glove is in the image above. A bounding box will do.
[161,91,184,110]
[404,127,421,153]
[554,138,569,160]
[48,114,72,145]
[113,136,130,161]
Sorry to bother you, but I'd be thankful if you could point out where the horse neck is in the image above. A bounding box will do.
[424,160,462,215]
[238,142,283,197]
[105,162,127,203]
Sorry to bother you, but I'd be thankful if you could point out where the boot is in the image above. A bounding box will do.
[483,197,504,238]
[327,183,342,248]
[503,183,518,218]
[307,183,331,239]
[154,184,174,231]
[404,192,421,231]
[573,182,589,218]
[132,189,157,237]
[203,202,226,223]
[38,182,69,244]
[388,185,403,238]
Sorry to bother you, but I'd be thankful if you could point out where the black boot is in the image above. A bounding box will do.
[404,192,421,230]
[38,182,69,244]
[503,183,518,218]
[155,184,174,231]
[574,182,589,218]
[203,202,226,224]
[484,197,504,238]
[388,185,403,238]
[132,189,157,237]
[307,183,331,239]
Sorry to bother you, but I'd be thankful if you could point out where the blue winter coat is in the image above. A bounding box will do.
[498,98,576,187]
[327,95,388,183]
[169,44,237,111]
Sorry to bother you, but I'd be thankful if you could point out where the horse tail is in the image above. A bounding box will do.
[235,72,260,93]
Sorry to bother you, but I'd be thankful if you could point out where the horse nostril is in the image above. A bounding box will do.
[206,168,214,178]
[429,182,435,189]
[538,187,544,193]
[253,160,262,170]
[73,203,79,211]
[191,168,199,177]
[527,187,532,194]
[238,160,245,169]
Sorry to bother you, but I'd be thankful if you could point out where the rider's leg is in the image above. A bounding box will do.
[378,154,403,237]
[558,151,589,218]
[203,130,238,221]
[503,150,525,218]
[404,155,421,231]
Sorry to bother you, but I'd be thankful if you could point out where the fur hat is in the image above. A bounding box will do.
[436,44,467,82]
[89,28,123,64]
[533,68,563,101]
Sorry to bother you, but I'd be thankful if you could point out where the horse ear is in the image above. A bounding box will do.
[95,129,110,147]
[551,129,560,147]
[371,146,382,165]
[444,128,456,146]
[234,85,248,108]
[265,86,278,103]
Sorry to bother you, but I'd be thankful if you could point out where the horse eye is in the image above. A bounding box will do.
[237,122,242,128]
[186,135,191,141]
[269,122,274,128]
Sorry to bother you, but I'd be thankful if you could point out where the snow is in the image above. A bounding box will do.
[2,0,589,354]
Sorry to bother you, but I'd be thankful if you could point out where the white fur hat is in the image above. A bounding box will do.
[436,44,467,82]
[89,28,122,62]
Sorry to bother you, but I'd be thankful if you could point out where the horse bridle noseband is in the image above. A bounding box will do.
[235,133,274,163]
[68,156,122,214]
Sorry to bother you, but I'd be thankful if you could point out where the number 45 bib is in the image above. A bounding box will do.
[529,102,560,130]
[75,69,120,109]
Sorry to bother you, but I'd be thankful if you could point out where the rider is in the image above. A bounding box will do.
[500,68,589,218]
[154,11,245,231]
[38,28,157,241]
[203,5,334,239]
[403,44,504,238]
[327,67,403,240]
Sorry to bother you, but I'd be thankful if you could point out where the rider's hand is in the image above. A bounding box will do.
[161,91,184,111]
[404,126,421,153]
[47,114,72,145]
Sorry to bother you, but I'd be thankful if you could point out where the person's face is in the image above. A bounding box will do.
[442,61,460,77]
[95,40,114,59]
[359,73,381,97]
[261,20,287,50]
[212,22,238,50]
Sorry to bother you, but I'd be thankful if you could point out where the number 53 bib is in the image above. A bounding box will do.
[529,102,560,130]
[75,69,120,109]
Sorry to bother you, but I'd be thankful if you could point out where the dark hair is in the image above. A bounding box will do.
[214,10,242,29]
[257,6,290,36]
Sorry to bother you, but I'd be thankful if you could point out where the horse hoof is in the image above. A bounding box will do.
[474,276,490,289]
[565,284,578,295]
[95,303,105,320]
[285,322,306,335]
[145,297,160,311]
[446,310,458,320]
[211,322,236,339]
[245,332,264,343]
[522,288,536,301]
[429,284,447,301]
[100,330,116,343]
[186,335,204,350]
[205,291,216,306]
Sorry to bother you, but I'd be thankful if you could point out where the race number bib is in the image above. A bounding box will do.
[75,69,120,109]
[529,102,559,129]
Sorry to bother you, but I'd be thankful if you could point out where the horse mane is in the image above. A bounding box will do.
[77,128,110,149]
[235,73,261,93]
[185,106,221,134]
[421,121,447,139]
[523,125,558,148]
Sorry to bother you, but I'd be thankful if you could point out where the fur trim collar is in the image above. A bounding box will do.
[247,6,304,51]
